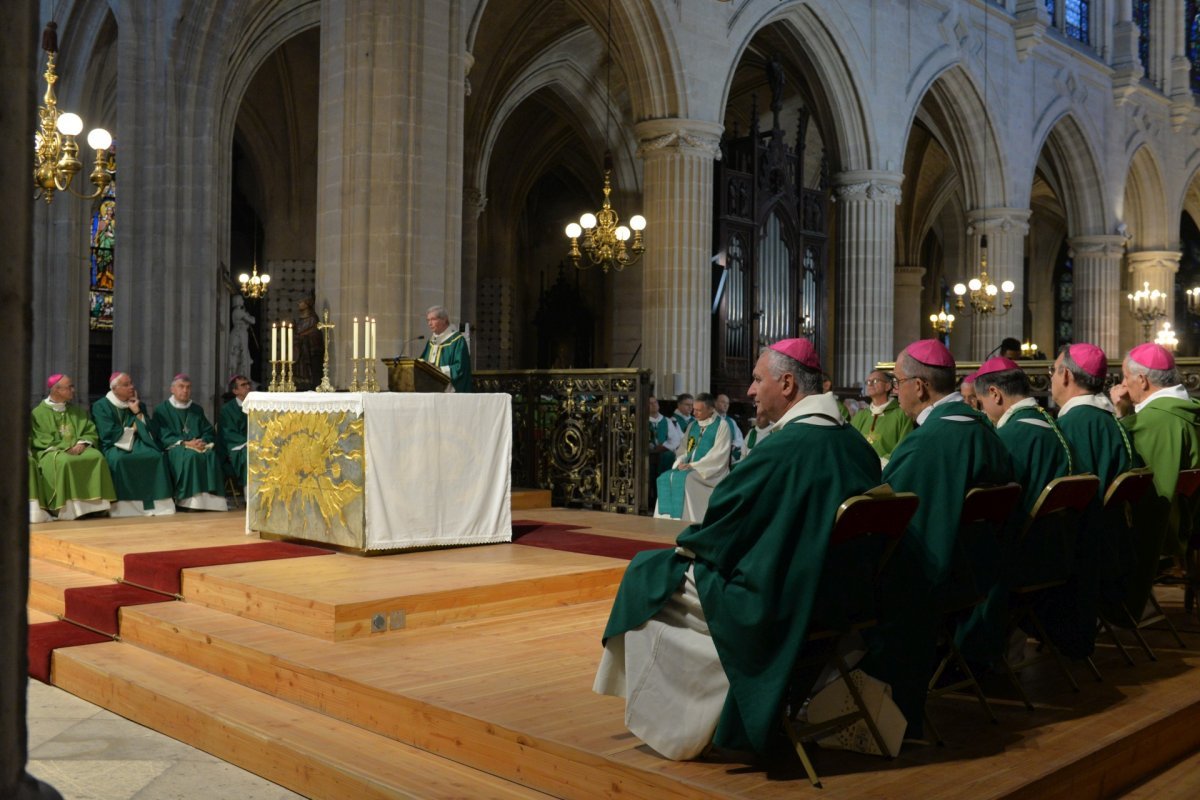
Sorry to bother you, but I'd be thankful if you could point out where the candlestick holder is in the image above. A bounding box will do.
[349,356,361,392]
[316,311,335,392]
[269,359,280,392]
[283,359,296,392]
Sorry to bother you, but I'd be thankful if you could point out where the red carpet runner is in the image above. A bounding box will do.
[29,541,335,683]
[512,520,667,561]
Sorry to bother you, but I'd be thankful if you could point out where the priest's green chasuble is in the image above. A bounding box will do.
[152,402,225,500]
[92,398,175,508]
[850,400,914,460]
[218,398,249,484]
[30,402,115,512]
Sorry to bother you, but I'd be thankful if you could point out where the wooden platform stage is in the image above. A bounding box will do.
[26,506,1200,799]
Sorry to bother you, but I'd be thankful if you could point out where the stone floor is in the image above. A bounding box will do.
[24,679,304,800]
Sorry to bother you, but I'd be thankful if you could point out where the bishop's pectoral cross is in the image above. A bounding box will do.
[315,309,336,393]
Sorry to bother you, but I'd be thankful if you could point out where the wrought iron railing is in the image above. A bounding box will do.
[475,369,651,514]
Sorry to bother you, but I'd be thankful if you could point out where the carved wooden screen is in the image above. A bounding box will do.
[713,88,829,400]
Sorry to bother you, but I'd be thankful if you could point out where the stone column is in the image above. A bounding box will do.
[1169,0,1196,125]
[893,266,926,353]
[635,119,723,397]
[963,208,1030,360]
[316,0,465,387]
[461,187,486,336]
[1069,234,1126,355]
[1126,250,1181,342]
[832,171,903,385]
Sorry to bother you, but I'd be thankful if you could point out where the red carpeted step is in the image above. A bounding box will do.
[123,541,335,594]
[27,620,110,683]
[63,584,172,636]
[512,526,666,560]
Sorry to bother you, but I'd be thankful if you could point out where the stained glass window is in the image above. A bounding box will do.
[1054,242,1074,351]
[1134,0,1151,75]
[89,182,115,330]
[1045,0,1055,19]
[1189,2,1200,93]
[1063,0,1089,45]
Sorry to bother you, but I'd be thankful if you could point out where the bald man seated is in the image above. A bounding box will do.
[92,371,176,517]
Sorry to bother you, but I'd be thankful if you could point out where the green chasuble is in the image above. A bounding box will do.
[218,398,249,485]
[92,396,175,508]
[603,413,882,754]
[671,411,693,434]
[30,401,116,513]
[650,415,676,476]
[152,400,225,500]
[29,451,45,506]
[956,401,1074,663]
[850,400,915,460]
[420,330,472,393]
[656,419,721,520]
[862,400,1014,737]
[1051,398,1136,658]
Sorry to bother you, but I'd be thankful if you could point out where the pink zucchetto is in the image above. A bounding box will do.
[975,356,1023,378]
[1129,342,1174,371]
[904,339,955,368]
[1068,343,1107,378]
[109,372,127,388]
[961,371,977,386]
[768,338,821,371]
[172,373,191,384]
[46,373,65,391]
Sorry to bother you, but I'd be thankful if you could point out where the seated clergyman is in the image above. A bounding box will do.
[30,373,116,520]
[93,372,176,517]
[152,374,228,511]
[653,392,732,523]
[218,374,252,486]
[850,368,914,463]
[595,338,882,760]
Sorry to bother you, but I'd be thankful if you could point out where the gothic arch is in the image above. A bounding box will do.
[1123,145,1171,250]
[1028,113,1107,237]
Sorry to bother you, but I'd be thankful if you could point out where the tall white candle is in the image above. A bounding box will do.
[369,317,376,359]
[353,317,359,359]
[271,322,278,362]
[288,322,294,362]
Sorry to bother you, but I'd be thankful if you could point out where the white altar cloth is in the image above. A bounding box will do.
[243,392,512,550]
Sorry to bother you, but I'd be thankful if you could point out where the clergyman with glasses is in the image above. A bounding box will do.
[850,368,914,464]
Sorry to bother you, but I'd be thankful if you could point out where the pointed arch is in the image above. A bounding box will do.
[1029,112,1108,237]
[1123,145,1170,250]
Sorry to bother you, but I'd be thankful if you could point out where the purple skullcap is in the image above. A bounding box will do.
[976,356,1023,378]
[767,338,821,371]
[172,373,191,384]
[1129,342,1174,371]
[961,371,977,386]
[1068,342,1107,378]
[904,339,955,368]
[109,372,127,388]
[46,373,65,391]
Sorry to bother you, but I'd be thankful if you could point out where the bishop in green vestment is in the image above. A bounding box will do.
[30,374,116,520]
[595,339,882,758]
[153,374,227,511]
[1112,343,1200,613]
[420,305,472,393]
[861,340,1015,738]
[654,394,731,523]
[1051,343,1136,652]
[92,372,176,516]
[218,374,252,486]
[958,358,1074,663]
[671,393,694,434]
[851,369,914,462]
[29,450,51,523]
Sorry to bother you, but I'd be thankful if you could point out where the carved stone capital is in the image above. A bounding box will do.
[464,188,487,217]
[965,208,1032,238]
[635,119,724,160]
[1127,250,1183,274]
[831,171,903,204]
[1068,234,1126,260]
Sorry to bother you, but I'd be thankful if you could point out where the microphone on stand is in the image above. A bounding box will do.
[395,335,425,358]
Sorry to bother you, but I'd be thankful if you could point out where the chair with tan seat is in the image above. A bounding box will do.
[924,482,1022,746]
[1001,474,1100,709]
[781,486,919,788]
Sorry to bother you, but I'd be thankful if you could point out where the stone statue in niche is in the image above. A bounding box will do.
[228,294,256,381]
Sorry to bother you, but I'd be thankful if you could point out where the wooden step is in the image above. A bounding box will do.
[180,544,628,640]
[52,642,555,800]
[1118,750,1200,798]
[117,600,721,799]
[511,488,552,510]
[28,558,115,617]
[28,607,58,625]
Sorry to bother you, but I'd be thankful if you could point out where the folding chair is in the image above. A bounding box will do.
[1095,469,1162,664]
[781,486,919,788]
[924,482,1021,746]
[1001,474,1100,709]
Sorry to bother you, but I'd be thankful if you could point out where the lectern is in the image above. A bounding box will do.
[383,357,451,393]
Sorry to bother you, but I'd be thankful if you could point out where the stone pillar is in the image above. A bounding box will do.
[832,171,903,385]
[1069,234,1126,355]
[893,266,926,354]
[1111,0,1142,102]
[1170,0,1196,125]
[1126,250,1181,342]
[461,188,486,332]
[316,0,465,387]
[635,119,723,397]
[963,208,1030,359]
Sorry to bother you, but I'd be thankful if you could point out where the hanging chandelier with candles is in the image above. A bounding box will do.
[563,0,646,273]
[952,235,1016,316]
[33,22,115,203]
[238,228,271,299]
[1128,281,1167,340]
[929,309,955,334]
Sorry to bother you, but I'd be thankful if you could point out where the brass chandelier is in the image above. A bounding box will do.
[952,236,1015,316]
[238,228,271,299]
[564,0,646,273]
[34,22,115,203]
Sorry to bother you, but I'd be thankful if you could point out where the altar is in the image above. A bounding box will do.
[242,392,512,552]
